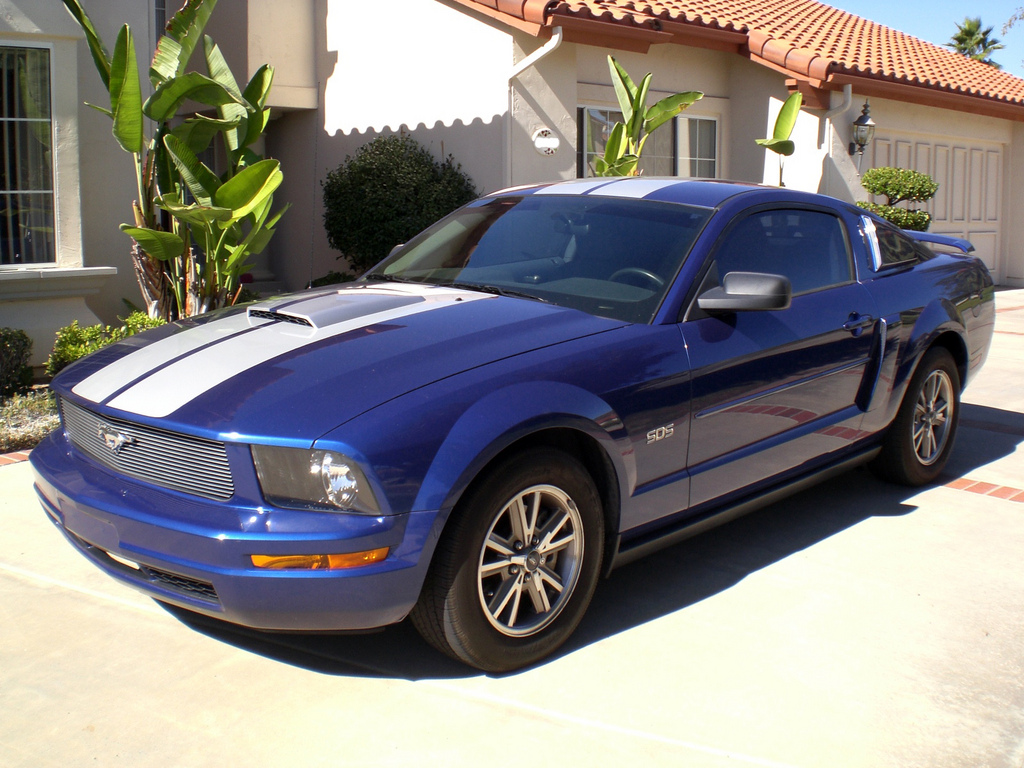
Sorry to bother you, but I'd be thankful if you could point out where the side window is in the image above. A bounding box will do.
[713,209,852,295]
[864,216,932,269]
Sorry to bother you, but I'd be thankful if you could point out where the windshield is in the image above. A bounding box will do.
[365,194,711,323]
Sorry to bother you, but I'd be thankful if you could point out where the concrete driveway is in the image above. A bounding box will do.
[2,291,1023,768]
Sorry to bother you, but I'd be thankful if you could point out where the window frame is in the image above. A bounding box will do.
[0,40,58,269]
[576,105,719,180]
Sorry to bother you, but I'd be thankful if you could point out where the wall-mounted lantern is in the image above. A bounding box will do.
[848,100,876,171]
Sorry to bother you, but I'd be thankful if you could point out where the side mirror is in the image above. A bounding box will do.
[697,271,792,312]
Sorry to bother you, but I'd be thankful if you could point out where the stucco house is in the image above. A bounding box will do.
[4,0,1024,367]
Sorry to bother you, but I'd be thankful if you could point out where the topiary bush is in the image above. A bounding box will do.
[858,167,938,232]
[322,134,477,274]
[46,311,165,377]
[857,202,932,231]
[0,327,33,400]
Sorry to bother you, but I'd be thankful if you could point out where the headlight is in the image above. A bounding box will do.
[251,445,381,514]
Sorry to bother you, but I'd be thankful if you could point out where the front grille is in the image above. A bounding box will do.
[60,397,234,501]
[142,566,219,601]
[66,530,220,604]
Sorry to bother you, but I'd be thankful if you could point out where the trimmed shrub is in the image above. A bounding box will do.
[322,135,477,274]
[856,202,932,232]
[859,167,938,232]
[861,167,938,205]
[0,327,33,400]
[46,311,165,377]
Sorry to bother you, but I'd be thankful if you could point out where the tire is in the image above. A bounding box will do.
[871,347,961,486]
[411,448,605,672]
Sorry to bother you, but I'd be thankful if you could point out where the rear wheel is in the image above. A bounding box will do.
[872,347,960,486]
[411,449,604,672]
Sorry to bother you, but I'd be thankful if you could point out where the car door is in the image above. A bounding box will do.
[681,205,879,508]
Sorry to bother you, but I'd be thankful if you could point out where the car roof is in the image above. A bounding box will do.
[486,177,821,210]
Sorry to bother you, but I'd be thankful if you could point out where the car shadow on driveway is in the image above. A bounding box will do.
[163,406,1022,680]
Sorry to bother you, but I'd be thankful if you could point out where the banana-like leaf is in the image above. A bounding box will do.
[110,26,143,154]
[604,154,640,177]
[85,102,114,118]
[241,67,274,149]
[602,122,627,165]
[150,0,219,87]
[170,114,241,155]
[755,137,796,156]
[213,159,283,220]
[144,72,247,122]
[608,56,637,127]
[158,195,233,226]
[772,92,803,141]
[627,73,652,145]
[164,134,221,205]
[61,0,111,90]
[204,37,247,152]
[644,91,704,134]
[120,225,185,261]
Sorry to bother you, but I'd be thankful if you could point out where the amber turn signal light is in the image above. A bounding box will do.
[250,548,389,570]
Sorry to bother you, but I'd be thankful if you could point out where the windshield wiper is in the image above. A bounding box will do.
[445,282,550,303]
[363,273,414,283]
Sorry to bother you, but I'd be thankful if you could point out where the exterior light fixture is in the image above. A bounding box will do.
[848,100,876,171]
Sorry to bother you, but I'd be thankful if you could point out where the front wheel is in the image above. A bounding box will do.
[411,449,604,672]
[871,347,961,486]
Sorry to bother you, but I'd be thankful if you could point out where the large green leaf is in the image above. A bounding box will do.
[756,137,796,156]
[150,0,219,87]
[608,56,637,127]
[170,115,241,156]
[144,72,246,122]
[163,134,221,205]
[158,195,233,226]
[772,92,803,141]
[601,122,627,165]
[213,160,283,220]
[61,0,111,90]
[240,66,275,149]
[110,26,143,154]
[644,91,704,134]
[627,73,652,145]
[203,37,247,152]
[120,225,185,261]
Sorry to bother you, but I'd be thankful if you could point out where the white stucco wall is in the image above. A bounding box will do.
[323,0,510,134]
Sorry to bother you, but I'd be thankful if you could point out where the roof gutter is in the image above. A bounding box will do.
[509,25,563,82]
[506,26,564,187]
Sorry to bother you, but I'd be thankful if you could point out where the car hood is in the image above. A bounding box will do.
[59,282,627,443]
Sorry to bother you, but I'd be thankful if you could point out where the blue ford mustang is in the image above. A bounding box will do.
[31,179,994,672]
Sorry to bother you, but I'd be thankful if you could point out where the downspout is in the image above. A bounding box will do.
[824,83,853,121]
[506,26,563,187]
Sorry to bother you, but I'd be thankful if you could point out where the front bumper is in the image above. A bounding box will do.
[30,432,439,631]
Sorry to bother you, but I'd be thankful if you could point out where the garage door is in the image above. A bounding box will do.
[870,135,1001,274]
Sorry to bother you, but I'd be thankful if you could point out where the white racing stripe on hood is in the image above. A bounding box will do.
[72,312,263,404]
[100,288,489,419]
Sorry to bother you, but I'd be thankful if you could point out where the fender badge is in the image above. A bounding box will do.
[97,423,137,455]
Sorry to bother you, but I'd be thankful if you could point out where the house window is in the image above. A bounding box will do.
[0,45,54,266]
[677,117,717,178]
[155,0,167,35]
[577,107,718,179]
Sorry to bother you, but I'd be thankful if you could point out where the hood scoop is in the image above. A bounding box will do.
[248,290,425,330]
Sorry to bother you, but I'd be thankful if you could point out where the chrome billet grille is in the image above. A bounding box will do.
[60,397,234,501]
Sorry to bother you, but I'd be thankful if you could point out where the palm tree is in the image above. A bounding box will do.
[948,17,1005,68]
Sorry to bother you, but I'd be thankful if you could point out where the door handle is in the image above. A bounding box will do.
[843,313,874,335]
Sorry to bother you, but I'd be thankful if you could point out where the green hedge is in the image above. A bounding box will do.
[0,327,33,400]
[322,135,477,274]
[46,311,165,377]
[856,202,932,232]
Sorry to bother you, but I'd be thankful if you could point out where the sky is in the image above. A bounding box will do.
[832,0,1024,78]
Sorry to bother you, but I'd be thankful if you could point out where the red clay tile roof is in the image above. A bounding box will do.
[454,0,1024,118]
